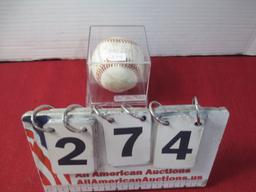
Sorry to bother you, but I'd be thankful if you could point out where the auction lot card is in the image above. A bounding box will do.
[22,106,229,191]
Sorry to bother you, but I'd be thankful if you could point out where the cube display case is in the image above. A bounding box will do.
[86,25,151,107]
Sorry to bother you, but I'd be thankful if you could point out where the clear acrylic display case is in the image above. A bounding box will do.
[86,25,151,107]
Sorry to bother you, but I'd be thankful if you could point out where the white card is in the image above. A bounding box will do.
[102,111,151,166]
[44,117,96,174]
[105,53,126,62]
[153,112,204,168]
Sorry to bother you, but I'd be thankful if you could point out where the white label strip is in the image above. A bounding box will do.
[114,94,147,102]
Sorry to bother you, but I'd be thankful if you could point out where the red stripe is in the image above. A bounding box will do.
[38,170,51,186]
[32,142,62,185]
[33,143,52,170]
[64,174,72,184]
[29,142,55,186]
[25,129,35,139]
[25,129,69,185]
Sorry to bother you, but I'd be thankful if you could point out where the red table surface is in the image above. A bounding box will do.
[0,56,255,192]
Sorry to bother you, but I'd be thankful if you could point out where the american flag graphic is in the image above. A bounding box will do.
[22,115,72,187]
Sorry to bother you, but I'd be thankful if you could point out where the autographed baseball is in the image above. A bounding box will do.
[91,37,145,93]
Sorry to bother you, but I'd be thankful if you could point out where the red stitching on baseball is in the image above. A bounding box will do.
[95,63,141,83]
[104,37,137,46]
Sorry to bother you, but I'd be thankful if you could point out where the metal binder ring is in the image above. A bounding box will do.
[192,96,202,126]
[149,101,169,126]
[31,105,55,133]
[121,104,146,121]
[92,105,115,123]
[63,104,87,133]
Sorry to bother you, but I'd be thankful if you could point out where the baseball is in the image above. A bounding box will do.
[90,37,145,93]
